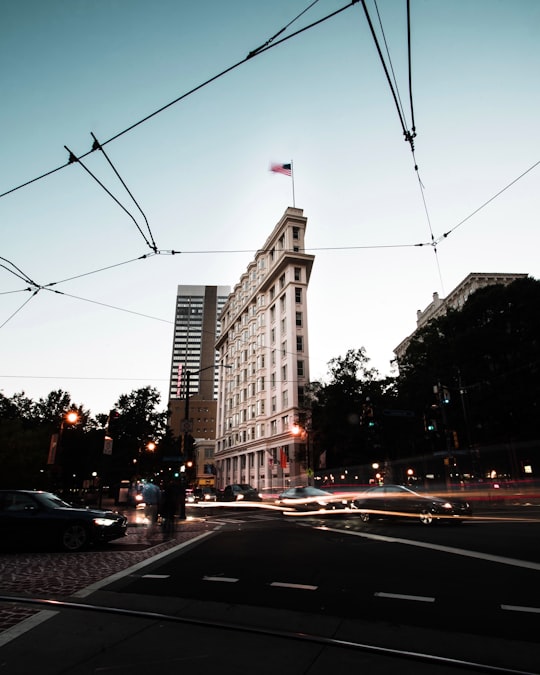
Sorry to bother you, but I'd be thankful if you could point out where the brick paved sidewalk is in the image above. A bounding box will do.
[0,519,212,634]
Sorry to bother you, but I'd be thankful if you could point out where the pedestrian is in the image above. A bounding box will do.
[141,480,161,541]
[161,479,181,538]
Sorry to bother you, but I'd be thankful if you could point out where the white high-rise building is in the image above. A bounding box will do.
[168,285,230,402]
[214,207,315,491]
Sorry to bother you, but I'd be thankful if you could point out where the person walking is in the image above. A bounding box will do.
[141,480,161,541]
[160,478,181,538]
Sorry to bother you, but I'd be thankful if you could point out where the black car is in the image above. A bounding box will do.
[353,484,473,525]
[0,490,128,551]
[276,486,352,511]
[219,484,262,502]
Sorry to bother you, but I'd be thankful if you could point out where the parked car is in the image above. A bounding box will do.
[353,484,472,525]
[276,486,352,511]
[219,484,262,502]
[0,490,128,551]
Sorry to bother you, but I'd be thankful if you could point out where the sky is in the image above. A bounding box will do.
[1,0,539,417]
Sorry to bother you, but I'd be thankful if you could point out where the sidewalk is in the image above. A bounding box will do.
[0,506,213,636]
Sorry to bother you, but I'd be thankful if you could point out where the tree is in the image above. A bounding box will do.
[396,277,540,478]
[106,386,169,486]
[308,348,398,477]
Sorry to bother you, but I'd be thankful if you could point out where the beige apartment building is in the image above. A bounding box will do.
[394,272,527,363]
[214,207,315,492]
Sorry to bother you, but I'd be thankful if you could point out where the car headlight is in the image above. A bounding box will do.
[236,494,244,500]
[441,502,453,509]
[93,518,117,527]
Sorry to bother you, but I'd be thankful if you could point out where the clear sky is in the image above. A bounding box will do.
[1,0,539,417]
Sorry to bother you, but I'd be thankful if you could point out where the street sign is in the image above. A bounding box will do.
[103,436,113,455]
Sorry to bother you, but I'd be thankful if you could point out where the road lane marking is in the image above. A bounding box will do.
[375,592,435,603]
[317,526,540,571]
[203,576,239,583]
[501,604,540,614]
[141,574,170,579]
[271,582,318,591]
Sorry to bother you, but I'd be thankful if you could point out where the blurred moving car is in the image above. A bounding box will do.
[276,486,352,511]
[0,489,128,551]
[353,484,472,525]
[220,484,262,502]
[194,487,217,502]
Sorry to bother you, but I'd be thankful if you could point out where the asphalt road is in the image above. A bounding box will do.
[1,505,539,674]
[107,513,540,641]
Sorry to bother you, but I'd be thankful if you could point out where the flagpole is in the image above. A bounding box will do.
[290,159,296,207]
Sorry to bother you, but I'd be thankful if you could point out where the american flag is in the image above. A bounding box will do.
[270,163,292,176]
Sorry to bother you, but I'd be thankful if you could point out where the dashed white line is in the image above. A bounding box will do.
[375,592,435,603]
[141,574,170,579]
[203,576,239,583]
[271,582,318,591]
[501,604,540,614]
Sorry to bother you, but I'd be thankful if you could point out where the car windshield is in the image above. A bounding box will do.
[35,492,73,509]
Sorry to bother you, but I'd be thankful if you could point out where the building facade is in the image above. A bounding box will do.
[167,285,230,484]
[394,273,528,362]
[214,207,315,492]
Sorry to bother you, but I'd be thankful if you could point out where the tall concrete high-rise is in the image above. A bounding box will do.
[168,285,230,401]
[167,285,230,484]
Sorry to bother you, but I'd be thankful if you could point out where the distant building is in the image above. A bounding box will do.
[394,272,528,362]
[214,207,315,490]
[168,285,230,485]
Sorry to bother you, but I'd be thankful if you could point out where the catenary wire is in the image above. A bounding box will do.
[433,159,540,245]
[373,0,408,129]
[64,145,156,252]
[407,0,416,137]
[91,133,158,253]
[42,287,173,324]
[0,1,357,201]
[0,290,40,330]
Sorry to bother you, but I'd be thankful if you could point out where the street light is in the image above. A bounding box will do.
[47,410,80,493]
[291,417,313,486]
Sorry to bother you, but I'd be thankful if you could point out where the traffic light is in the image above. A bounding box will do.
[106,409,120,437]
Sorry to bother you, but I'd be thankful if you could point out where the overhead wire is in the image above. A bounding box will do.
[90,133,158,253]
[64,145,156,252]
[433,159,540,246]
[0,1,357,202]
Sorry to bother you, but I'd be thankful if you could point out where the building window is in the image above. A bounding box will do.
[279,273,285,289]
[282,364,287,382]
[282,389,288,407]
[295,287,302,303]
[296,335,304,351]
[271,395,276,412]
[297,360,304,377]
[296,312,303,327]
[281,317,286,334]
[270,420,277,435]
[294,267,301,281]
[292,227,299,240]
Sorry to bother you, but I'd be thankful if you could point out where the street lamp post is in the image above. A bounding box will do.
[292,417,313,486]
[47,410,80,494]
